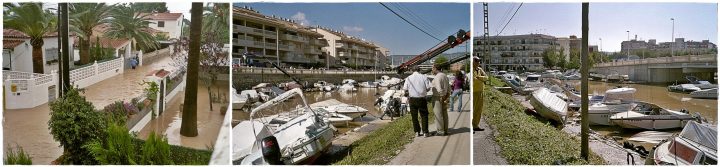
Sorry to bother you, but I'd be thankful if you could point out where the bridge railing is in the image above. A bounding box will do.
[595,54,716,67]
[233,66,396,75]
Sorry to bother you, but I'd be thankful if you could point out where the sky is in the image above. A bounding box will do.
[234,3,470,55]
[473,3,718,52]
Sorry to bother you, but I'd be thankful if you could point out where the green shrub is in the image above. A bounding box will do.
[48,88,106,165]
[84,123,137,165]
[140,132,173,165]
[4,145,32,165]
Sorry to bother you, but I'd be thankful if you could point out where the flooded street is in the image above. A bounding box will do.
[82,54,176,109]
[3,104,63,164]
[137,82,228,150]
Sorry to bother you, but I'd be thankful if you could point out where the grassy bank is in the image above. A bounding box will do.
[333,105,435,165]
[130,139,212,165]
[482,87,605,165]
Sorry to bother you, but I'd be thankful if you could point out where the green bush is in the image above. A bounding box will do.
[84,123,137,165]
[140,132,172,165]
[48,88,107,165]
[4,145,32,165]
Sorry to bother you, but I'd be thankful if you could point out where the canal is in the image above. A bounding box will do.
[567,81,717,149]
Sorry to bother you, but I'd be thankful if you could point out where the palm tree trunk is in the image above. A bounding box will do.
[180,2,203,137]
[31,41,44,73]
[79,39,91,64]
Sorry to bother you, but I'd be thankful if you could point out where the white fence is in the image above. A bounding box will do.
[3,71,57,109]
[70,57,124,88]
[4,57,125,109]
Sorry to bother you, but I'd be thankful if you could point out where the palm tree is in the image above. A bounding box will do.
[180,2,203,137]
[4,3,57,73]
[105,3,159,52]
[202,3,228,43]
[69,3,112,65]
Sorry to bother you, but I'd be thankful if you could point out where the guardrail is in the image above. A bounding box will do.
[233,67,396,75]
[595,54,716,67]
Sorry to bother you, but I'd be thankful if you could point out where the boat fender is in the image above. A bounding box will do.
[261,136,283,165]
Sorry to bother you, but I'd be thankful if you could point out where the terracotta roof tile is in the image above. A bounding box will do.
[73,36,130,49]
[142,13,183,21]
[3,38,26,49]
[4,29,74,38]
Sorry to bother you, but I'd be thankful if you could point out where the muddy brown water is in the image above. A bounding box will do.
[233,87,390,134]
[137,82,228,150]
[3,104,64,164]
[567,81,718,149]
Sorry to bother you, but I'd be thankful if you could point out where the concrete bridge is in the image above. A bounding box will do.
[232,67,409,89]
[591,54,717,84]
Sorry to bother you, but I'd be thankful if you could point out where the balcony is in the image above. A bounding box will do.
[305,48,321,54]
[264,43,278,49]
[335,43,346,49]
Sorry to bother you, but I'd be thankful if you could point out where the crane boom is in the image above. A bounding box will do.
[395,29,471,74]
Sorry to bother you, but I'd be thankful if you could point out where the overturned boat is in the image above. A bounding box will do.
[652,121,717,165]
[529,88,568,124]
[234,88,334,165]
[610,101,697,130]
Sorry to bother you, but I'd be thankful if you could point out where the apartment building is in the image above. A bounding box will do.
[621,37,717,56]
[474,34,558,71]
[232,6,329,68]
[314,27,382,69]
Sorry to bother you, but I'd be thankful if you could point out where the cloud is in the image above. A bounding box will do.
[291,12,310,26]
[342,26,364,33]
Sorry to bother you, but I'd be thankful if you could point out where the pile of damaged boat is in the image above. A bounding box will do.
[232,88,369,165]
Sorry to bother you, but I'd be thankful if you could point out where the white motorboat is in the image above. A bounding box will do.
[502,73,524,93]
[522,74,543,93]
[314,81,329,88]
[324,111,353,127]
[338,84,357,92]
[606,72,628,83]
[589,72,605,81]
[687,76,718,90]
[235,88,334,165]
[342,79,357,85]
[232,87,247,109]
[652,121,717,165]
[359,81,378,88]
[668,84,701,93]
[379,76,402,87]
[561,73,581,80]
[690,88,718,99]
[610,101,696,130]
[529,88,568,124]
[588,87,639,125]
[316,103,369,119]
[569,94,605,111]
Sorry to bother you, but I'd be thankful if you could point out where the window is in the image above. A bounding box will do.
[158,21,165,27]
[45,48,58,63]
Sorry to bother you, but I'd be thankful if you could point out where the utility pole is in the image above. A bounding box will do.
[671,18,675,57]
[483,2,490,71]
[599,38,602,52]
[59,3,71,96]
[580,2,590,161]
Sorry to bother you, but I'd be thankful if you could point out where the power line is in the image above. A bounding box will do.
[394,3,444,37]
[390,3,442,38]
[379,2,442,41]
[495,3,515,35]
[497,2,523,36]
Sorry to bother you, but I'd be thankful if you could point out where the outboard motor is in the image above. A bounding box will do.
[261,136,283,165]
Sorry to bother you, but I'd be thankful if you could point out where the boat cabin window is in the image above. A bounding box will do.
[669,140,699,164]
[526,76,539,82]
[700,155,717,165]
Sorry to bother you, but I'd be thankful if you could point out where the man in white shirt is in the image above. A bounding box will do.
[402,66,431,137]
[431,64,451,136]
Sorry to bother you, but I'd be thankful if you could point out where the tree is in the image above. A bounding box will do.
[202,3,229,43]
[70,3,112,65]
[48,88,106,164]
[4,3,57,73]
[558,47,567,69]
[542,47,560,68]
[186,2,231,112]
[105,4,159,52]
[130,2,168,13]
[434,56,448,66]
[180,2,203,137]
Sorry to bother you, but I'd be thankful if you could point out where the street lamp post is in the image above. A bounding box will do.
[626,31,630,57]
[599,38,602,52]
[671,18,675,57]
